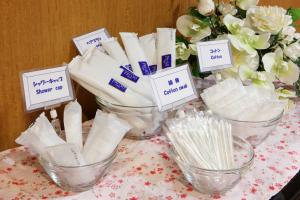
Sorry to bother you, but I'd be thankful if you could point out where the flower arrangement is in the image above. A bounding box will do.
[176,0,300,99]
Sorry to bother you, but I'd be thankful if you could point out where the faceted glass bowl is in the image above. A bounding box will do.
[169,136,254,195]
[96,97,167,140]
[38,148,117,192]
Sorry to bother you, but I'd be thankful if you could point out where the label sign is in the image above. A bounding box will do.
[21,66,74,112]
[73,28,110,55]
[150,64,198,111]
[196,40,233,72]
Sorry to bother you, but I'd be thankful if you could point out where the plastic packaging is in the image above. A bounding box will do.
[83,110,132,164]
[68,48,153,107]
[120,32,151,76]
[64,100,83,150]
[15,112,65,154]
[85,48,154,102]
[139,33,157,73]
[156,28,176,70]
[45,143,86,166]
[50,109,63,138]
[201,79,285,121]
[101,37,133,71]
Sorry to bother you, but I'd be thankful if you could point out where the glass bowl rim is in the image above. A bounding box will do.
[39,147,118,169]
[217,110,284,124]
[95,96,157,109]
[170,136,254,173]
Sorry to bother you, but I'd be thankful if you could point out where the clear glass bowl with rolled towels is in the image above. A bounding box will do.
[164,111,254,194]
[96,96,167,139]
[200,78,284,146]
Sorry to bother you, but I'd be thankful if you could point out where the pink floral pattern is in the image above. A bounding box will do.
[0,103,299,200]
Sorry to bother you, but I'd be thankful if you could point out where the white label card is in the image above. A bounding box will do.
[196,39,233,72]
[150,64,198,111]
[21,66,74,112]
[73,28,110,55]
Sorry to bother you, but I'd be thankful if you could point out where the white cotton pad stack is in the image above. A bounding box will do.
[201,78,285,121]
[83,110,132,164]
[166,112,234,170]
[68,47,154,107]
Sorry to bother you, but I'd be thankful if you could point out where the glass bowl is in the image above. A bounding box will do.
[223,111,283,146]
[38,148,117,192]
[169,136,254,195]
[96,97,167,140]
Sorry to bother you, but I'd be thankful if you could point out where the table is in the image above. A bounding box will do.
[0,103,299,200]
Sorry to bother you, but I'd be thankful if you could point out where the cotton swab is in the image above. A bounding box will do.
[166,112,234,170]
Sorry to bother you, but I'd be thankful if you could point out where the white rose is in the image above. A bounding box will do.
[218,3,237,16]
[197,0,215,16]
[283,26,296,37]
[246,6,292,34]
[236,0,259,10]
[282,26,297,44]
[284,42,300,61]
[295,33,300,40]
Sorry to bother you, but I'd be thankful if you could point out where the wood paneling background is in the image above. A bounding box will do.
[0,0,299,151]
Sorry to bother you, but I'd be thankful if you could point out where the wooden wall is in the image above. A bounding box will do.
[0,0,299,151]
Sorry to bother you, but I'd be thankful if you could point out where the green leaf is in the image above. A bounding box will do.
[188,55,212,78]
[176,35,190,46]
[294,57,300,67]
[236,7,247,19]
[176,58,188,66]
[287,8,300,22]
[294,77,300,97]
[188,7,210,26]
[294,57,300,97]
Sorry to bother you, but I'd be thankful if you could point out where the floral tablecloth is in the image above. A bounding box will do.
[0,103,299,200]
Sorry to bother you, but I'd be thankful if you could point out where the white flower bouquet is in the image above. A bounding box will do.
[176,0,300,99]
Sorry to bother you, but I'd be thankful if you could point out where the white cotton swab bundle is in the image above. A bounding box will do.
[166,112,234,170]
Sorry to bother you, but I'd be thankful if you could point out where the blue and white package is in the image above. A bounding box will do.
[139,33,157,73]
[87,48,154,101]
[68,48,153,107]
[156,28,176,70]
[120,32,152,76]
[101,37,133,71]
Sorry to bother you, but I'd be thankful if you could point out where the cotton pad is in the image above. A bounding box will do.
[201,79,285,121]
